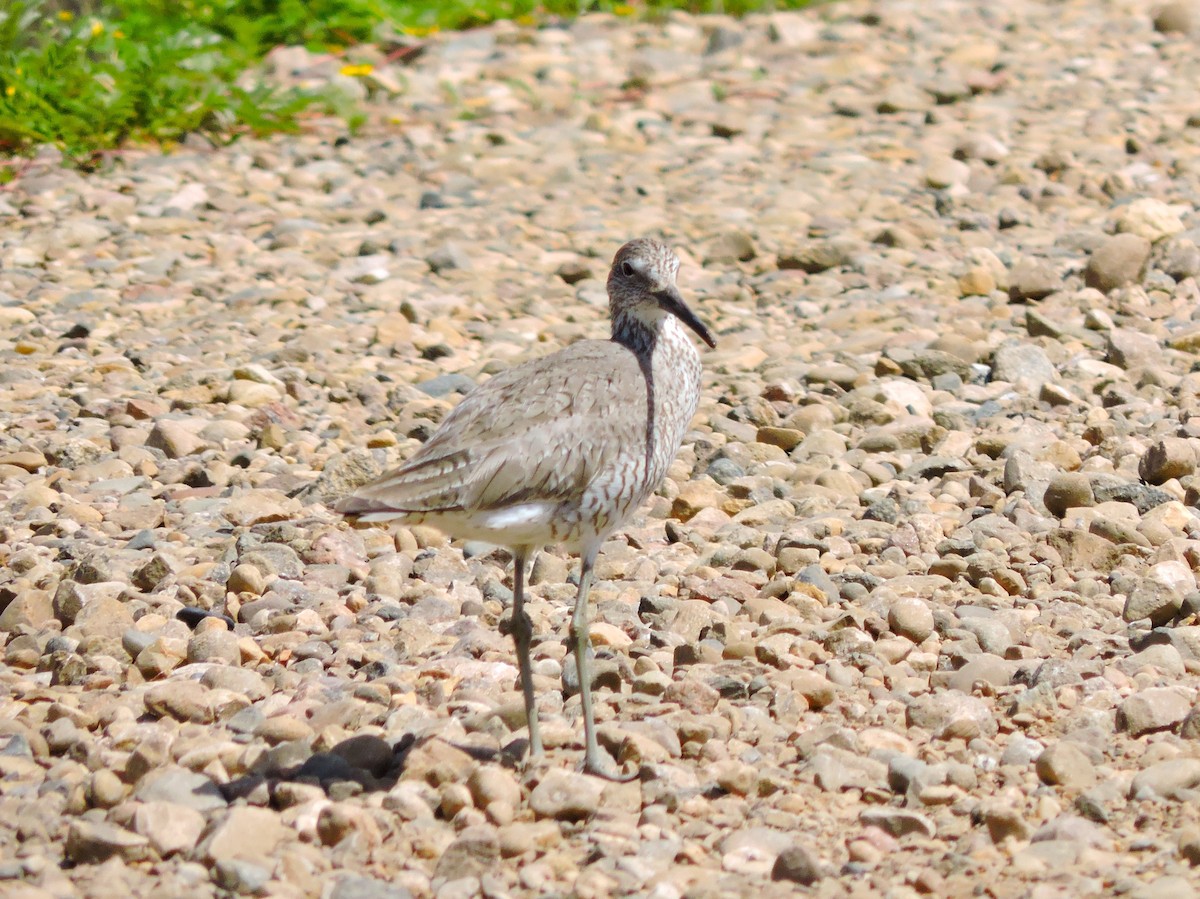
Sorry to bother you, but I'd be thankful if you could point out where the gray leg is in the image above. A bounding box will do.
[570,546,636,782]
[510,545,542,758]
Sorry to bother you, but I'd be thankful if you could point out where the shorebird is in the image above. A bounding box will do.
[337,238,715,780]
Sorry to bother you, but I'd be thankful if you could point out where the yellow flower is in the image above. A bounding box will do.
[90,19,104,36]
[113,29,125,38]
[57,9,73,20]
[614,4,635,15]
[339,63,374,77]
[4,85,14,97]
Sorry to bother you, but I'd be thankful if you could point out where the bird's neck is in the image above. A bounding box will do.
[611,308,679,357]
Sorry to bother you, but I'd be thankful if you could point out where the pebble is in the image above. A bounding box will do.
[132,801,206,857]
[1119,688,1195,736]
[1008,258,1061,301]
[1085,233,1152,292]
[1129,759,1200,801]
[1140,438,1197,485]
[1036,742,1097,789]
[888,597,935,643]
[199,807,291,863]
[770,844,822,884]
[528,771,604,822]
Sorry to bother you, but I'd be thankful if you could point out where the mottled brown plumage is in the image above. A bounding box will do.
[338,237,714,779]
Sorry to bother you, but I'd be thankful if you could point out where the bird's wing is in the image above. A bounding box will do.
[339,341,649,515]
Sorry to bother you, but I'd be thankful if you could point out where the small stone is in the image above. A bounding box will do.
[329,875,415,899]
[334,734,394,777]
[528,770,603,821]
[1124,564,1191,625]
[991,343,1057,391]
[958,266,996,296]
[146,420,207,458]
[555,258,592,284]
[1119,687,1194,736]
[433,825,499,881]
[131,554,174,591]
[704,231,756,264]
[426,242,472,273]
[75,594,134,640]
[1044,473,1093,517]
[256,714,313,745]
[1155,1,1199,34]
[756,426,804,451]
[1140,438,1197,485]
[924,157,970,189]
[859,807,937,839]
[317,803,381,848]
[947,654,1015,693]
[906,693,997,740]
[1129,758,1200,801]
[1183,708,1200,740]
[1008,258,1061,301]
[227,380,281,407]
[1115,198,1187,242]
[134,766,227,812]
[889,597,935,643]
[467,765,521,811]
[771,844,822,884]
[1085,233,1151,292]
[65,821,149,864]
[1162,238,1200,281]
[713,760,760,796]
[312,447,383,500]
[132,801,206,857]
[664,677,721,714]
[228,563,266,595]
[143,680,215,723]
[199,806,290,863]
[982,803,1032,843]
[1036,742,1097,788]
[213,859,272,894]
[88,769,127,808]
[1180,827,1200,866]
[221,490,301,527]
[187,628,240,665]
[0,589,53,630]
[778,242,849,274]
[1031,814,1111,848]
[0,450,46,472]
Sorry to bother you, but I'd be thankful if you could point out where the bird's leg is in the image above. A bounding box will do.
[510,546,542,758]
[571,548,637,782]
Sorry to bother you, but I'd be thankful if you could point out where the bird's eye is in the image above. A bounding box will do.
[621,261,635,278]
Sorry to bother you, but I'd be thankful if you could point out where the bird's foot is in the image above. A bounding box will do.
[583,750,639,783]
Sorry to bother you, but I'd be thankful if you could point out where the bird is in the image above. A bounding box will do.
[337,237,715,780]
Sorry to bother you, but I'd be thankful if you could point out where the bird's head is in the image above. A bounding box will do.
[607,238,716,349]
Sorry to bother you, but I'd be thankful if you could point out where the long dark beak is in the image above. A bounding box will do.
[654,287,716,348]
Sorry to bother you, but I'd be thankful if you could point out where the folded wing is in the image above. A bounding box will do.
[337,341,647,517]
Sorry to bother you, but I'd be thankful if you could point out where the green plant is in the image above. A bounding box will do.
[0,0,319,163]
[0,0,815,168]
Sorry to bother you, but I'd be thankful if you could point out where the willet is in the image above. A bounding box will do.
[337,238,715,780]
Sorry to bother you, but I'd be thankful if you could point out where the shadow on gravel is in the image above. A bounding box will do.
[217,732,527,805]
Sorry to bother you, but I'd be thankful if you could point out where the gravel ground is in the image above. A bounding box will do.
[3,0,1200,897]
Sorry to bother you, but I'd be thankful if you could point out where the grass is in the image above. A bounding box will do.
[0,1,812,172]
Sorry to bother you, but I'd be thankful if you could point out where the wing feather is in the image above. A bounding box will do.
[339,340,647,516]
